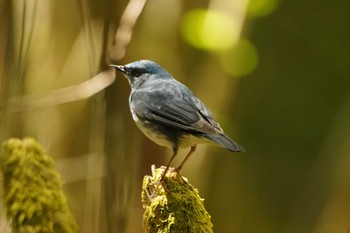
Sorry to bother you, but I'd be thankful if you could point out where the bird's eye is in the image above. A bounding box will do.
[129,68,144,77]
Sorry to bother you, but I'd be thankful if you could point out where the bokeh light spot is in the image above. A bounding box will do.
[220,39,259,77]
[247,0,279,18]
[181,9,239,52]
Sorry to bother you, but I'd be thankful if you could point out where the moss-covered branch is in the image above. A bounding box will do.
[0,137,77,233]
[141,165,213,233]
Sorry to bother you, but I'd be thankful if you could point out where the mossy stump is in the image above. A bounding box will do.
[141,166,213,233]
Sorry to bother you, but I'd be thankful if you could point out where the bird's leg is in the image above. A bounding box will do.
[160,146,178,181]
[176,145,197,173]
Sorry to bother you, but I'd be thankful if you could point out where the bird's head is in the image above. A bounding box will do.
[110,60,171,88]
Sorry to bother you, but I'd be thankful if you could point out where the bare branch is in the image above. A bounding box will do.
[2,0,148,113]
[7,68,115,112]
[109,0,147,62]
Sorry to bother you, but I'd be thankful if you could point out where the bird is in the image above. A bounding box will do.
[110,60,244,180]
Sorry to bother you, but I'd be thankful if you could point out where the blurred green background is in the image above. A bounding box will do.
[1,0,350,232]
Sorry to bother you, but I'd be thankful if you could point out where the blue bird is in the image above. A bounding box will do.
[111,60,244,180]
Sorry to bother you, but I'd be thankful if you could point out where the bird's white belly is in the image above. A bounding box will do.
[178,133,213,148]
[131,110,173,148]
[131,109,212,149]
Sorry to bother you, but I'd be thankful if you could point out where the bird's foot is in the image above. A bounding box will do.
[144,175,167,201]
[158,167,188,189]
[171,167,188,184]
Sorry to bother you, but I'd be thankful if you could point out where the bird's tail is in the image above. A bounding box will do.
[205,134,245,152]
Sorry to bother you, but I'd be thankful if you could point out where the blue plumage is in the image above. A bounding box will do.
[111,60,244,180]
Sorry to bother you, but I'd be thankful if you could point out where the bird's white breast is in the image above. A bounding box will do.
[131,109,213,150]
[130,109,174,148]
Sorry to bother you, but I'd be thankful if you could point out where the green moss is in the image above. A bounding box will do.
[0,137,77,233]
[141,166,213,233]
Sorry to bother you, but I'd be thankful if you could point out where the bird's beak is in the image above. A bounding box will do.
[109,64,126,73]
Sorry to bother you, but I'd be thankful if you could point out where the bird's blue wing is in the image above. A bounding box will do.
[130,83,223,136]
[130,81,245,152]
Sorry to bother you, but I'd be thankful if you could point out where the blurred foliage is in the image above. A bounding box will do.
[0,138,77,233]
[1,0,350,232]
